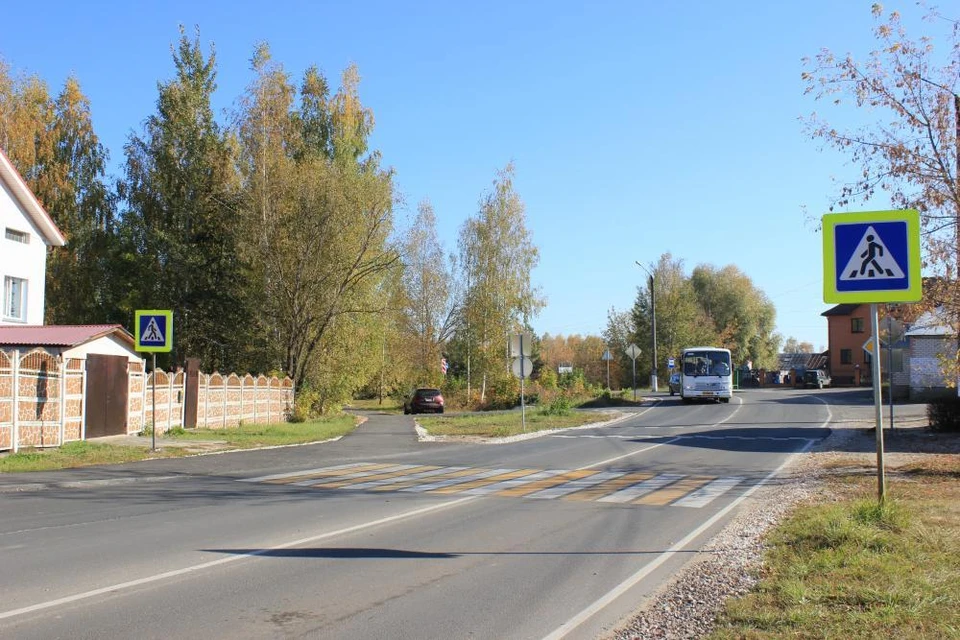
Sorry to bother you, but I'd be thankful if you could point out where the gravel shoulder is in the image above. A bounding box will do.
[604,402,959,640]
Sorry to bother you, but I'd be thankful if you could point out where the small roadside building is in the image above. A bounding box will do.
[0,325,143,449]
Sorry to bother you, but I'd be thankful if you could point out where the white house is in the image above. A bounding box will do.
[0,148,66,326]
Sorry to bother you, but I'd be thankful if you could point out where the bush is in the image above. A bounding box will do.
[539,395,572,416]
[927,397,960,432]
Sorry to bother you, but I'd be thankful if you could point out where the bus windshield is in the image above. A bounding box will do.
[682,350,731,377]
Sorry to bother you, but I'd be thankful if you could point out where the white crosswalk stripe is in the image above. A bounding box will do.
[243,464,748,508]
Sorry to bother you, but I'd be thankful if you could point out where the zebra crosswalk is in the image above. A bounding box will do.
[241,463,747,509]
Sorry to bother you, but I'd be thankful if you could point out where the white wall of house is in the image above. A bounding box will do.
[0,180,48,326]
[63,335,142,363]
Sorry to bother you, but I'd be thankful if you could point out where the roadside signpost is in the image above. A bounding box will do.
[823,209,921,502]
[135,310,174,451]
[625,343,641,401]
[601,349,613,390]
[510,333,533,432]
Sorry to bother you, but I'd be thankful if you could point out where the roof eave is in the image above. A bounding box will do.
[0,149,67,247]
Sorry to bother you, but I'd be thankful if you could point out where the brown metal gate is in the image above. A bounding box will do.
[85,354,129,438]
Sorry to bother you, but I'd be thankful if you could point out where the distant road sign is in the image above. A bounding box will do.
[625,344,641,360]
[135,310,173,353]
[823,210,921,303]
[601,350,613,361]
[668,357,675,368]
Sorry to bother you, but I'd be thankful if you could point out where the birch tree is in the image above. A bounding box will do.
[457,163,544,403]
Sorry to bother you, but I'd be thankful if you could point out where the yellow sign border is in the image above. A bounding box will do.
[822,209,922,303]
[135,310,174,353]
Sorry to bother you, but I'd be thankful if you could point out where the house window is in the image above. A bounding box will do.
[4,228,29,244]
[3,277,27,322]
[851,317,865,333]
[840,349,853,364]
[864,352,871,365]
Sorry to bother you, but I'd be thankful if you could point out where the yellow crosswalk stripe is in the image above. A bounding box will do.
[563,472,655,501]
[310,466,440,489]
[432,469,541,494]
[633,476,714,505]
[370,467,479,491]
[263,463,391,484]
[496,469,599,497]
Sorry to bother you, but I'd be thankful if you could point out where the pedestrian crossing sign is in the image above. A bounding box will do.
[135,310,173,352]
[823,210,921,303]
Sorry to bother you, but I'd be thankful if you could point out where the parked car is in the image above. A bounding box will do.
[802,369,831,389]
[404,388,445,414]
[668,372,682,396]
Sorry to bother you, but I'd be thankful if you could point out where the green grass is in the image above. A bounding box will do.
[0,416,360,472]
[0,440,173,472]
[708,455,960,639]
[164,416,357,448]
[346,397,404,413]
[415,409,619,438]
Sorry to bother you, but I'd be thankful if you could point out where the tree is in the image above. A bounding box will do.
[398,200,459,384]
[456,163,544,403]
[802,5,959,277]
[0,64,118,325]
[783,337,815,354]
[120,27,248,371]
[690,264,780,368]
[235,49,398,395]
[631,254,716,381]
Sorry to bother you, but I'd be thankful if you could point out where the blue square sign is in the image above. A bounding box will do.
[823,210,921,303]
[135,310,173,352]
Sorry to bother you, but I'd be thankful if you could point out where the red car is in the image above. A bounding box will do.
[404,388,445,414]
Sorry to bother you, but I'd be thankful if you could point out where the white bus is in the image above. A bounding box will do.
[679,347,733,403]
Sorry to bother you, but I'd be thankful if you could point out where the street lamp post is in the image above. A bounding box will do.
[635,261,658,392]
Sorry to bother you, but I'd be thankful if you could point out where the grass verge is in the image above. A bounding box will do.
[0,416,359,473]
[164,416,357,448]
[415,409,620,438]
[708,455,960,639]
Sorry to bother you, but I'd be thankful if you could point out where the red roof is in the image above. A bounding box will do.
[0,325,135,348]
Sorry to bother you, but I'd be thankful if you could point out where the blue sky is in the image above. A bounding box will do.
[2,1,947,350]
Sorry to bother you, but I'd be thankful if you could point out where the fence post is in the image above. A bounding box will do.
[59,356,66,446]
[221,374,227,429]
[11,349,19,453]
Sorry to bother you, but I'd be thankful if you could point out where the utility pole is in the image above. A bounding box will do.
[636,261,658,392]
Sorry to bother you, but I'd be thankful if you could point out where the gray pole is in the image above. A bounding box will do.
[650,274,658,392]
[519,334,526,433]
[887,328,895,430]
[151,353,157,452]
[632,356,636,401]
[606,358,610,391]
[871,303,886,502]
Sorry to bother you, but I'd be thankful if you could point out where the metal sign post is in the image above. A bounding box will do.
[510,333,533,433]
[823,210,920,503]
[625,344,641,401]
[135,310,174,451]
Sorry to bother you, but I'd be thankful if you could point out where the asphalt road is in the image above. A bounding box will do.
[0,388,839,639]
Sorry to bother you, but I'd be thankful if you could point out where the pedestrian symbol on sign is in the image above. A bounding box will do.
[840,226,904,281]
[141,317,164,343]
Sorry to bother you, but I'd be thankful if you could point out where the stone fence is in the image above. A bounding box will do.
[0,348,294,452]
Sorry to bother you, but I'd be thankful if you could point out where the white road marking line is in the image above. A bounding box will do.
[672,476,745,508]
[597,474,685,503]
[0,496,478,623]
[541,397,830,640]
